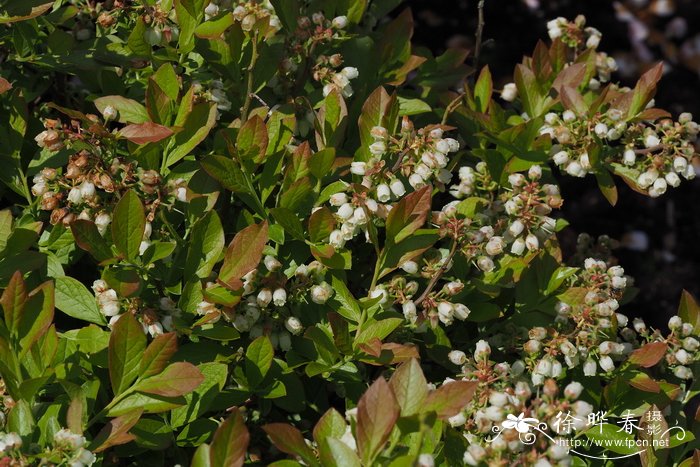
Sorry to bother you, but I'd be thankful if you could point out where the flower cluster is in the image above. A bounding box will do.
[444,341,588,466]
[196,258,334,349]
[636,315,699,380]
[449,162,498,199]
[53,429,96,466]
[92,280,177,337]
[32,120,177,227]
[230,0,282,32]
[543,107,698,195]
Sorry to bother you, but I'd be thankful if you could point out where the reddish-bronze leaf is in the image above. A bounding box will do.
[210,408,249,467]
[0,78,12,94]
[678,290,700,330]
[134,362,204,397]
[140,332,178,378]
[628,342,668,368]
[91,409,143,453]
[120,122,173,145]
[262,423,316,464]
[219,221,268,290]
[385,185,431,244]
[1,270,26,336]
[423,380,478,419]
[356,377,399,464]
[629,373,661,393]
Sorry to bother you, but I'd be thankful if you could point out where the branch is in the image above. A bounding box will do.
[240,31,260,124]
[414,239,459,306]
[473,0,486,70]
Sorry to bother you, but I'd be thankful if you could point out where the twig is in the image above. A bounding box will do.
[414,240,459,306]
[441,92,466,125]
[633,144,665,155]
[473,0,486,71]
[240,30,260,124]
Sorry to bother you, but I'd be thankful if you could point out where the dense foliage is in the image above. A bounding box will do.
[0,1,699,465]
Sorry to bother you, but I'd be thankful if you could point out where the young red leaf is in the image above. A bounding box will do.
[629,373,661,393]
[560,86,587,115]
[140,332,178,378]
[210,408,249,467]
[423,380,478,419]
[1,270,26,336]
[134,362,204,397]
[218,221,268,290]
[120,122,173,145]
[0,77,12,94]
[91,409,143,453]
[356,377,400,464]
[19,281,54,356]
[628,62,664,118]
[678,290,700,330]
[385,185,432,244]
[108,313,147,396]
[262,423,317,465]
[628,342,668,368]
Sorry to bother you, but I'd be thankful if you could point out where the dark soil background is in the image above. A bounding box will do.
[405,0,700,329]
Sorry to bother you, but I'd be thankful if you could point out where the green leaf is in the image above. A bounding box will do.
[237,115,269,163]
[320,438,361,467]
[175,0,206,53]
[185,211,225,279]
[106,392,185,417]
[313,408,346,444]
[378,229,438,279]
[245,336,274,388]
[356,377,400,464]
[140,332,178,378]
[108,312,147,396]
[127,17,151,57]
[397,97,431,116]
[583,424,638,455]
[308,207,336,243]
[166,103,217,166]
[355,318,403,347]
[329,274,362,323]
[219,221,268,290]
[54,276,107,325]
[389,358,427,416]
[209,408,249,467]
[71,220,114,262]
[195,13,235,38]
[171,362,228,427]
[111,190,146,261]
[94,96,149,124]
[385,185,431,244]
[133,362,204,397]
[474,66,493,113]
[263,424,317,465]
[270,207,305,242]
[200,155,249,193]
[191,444,212,467]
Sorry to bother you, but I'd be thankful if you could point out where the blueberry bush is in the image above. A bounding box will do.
[0,1,698,466]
